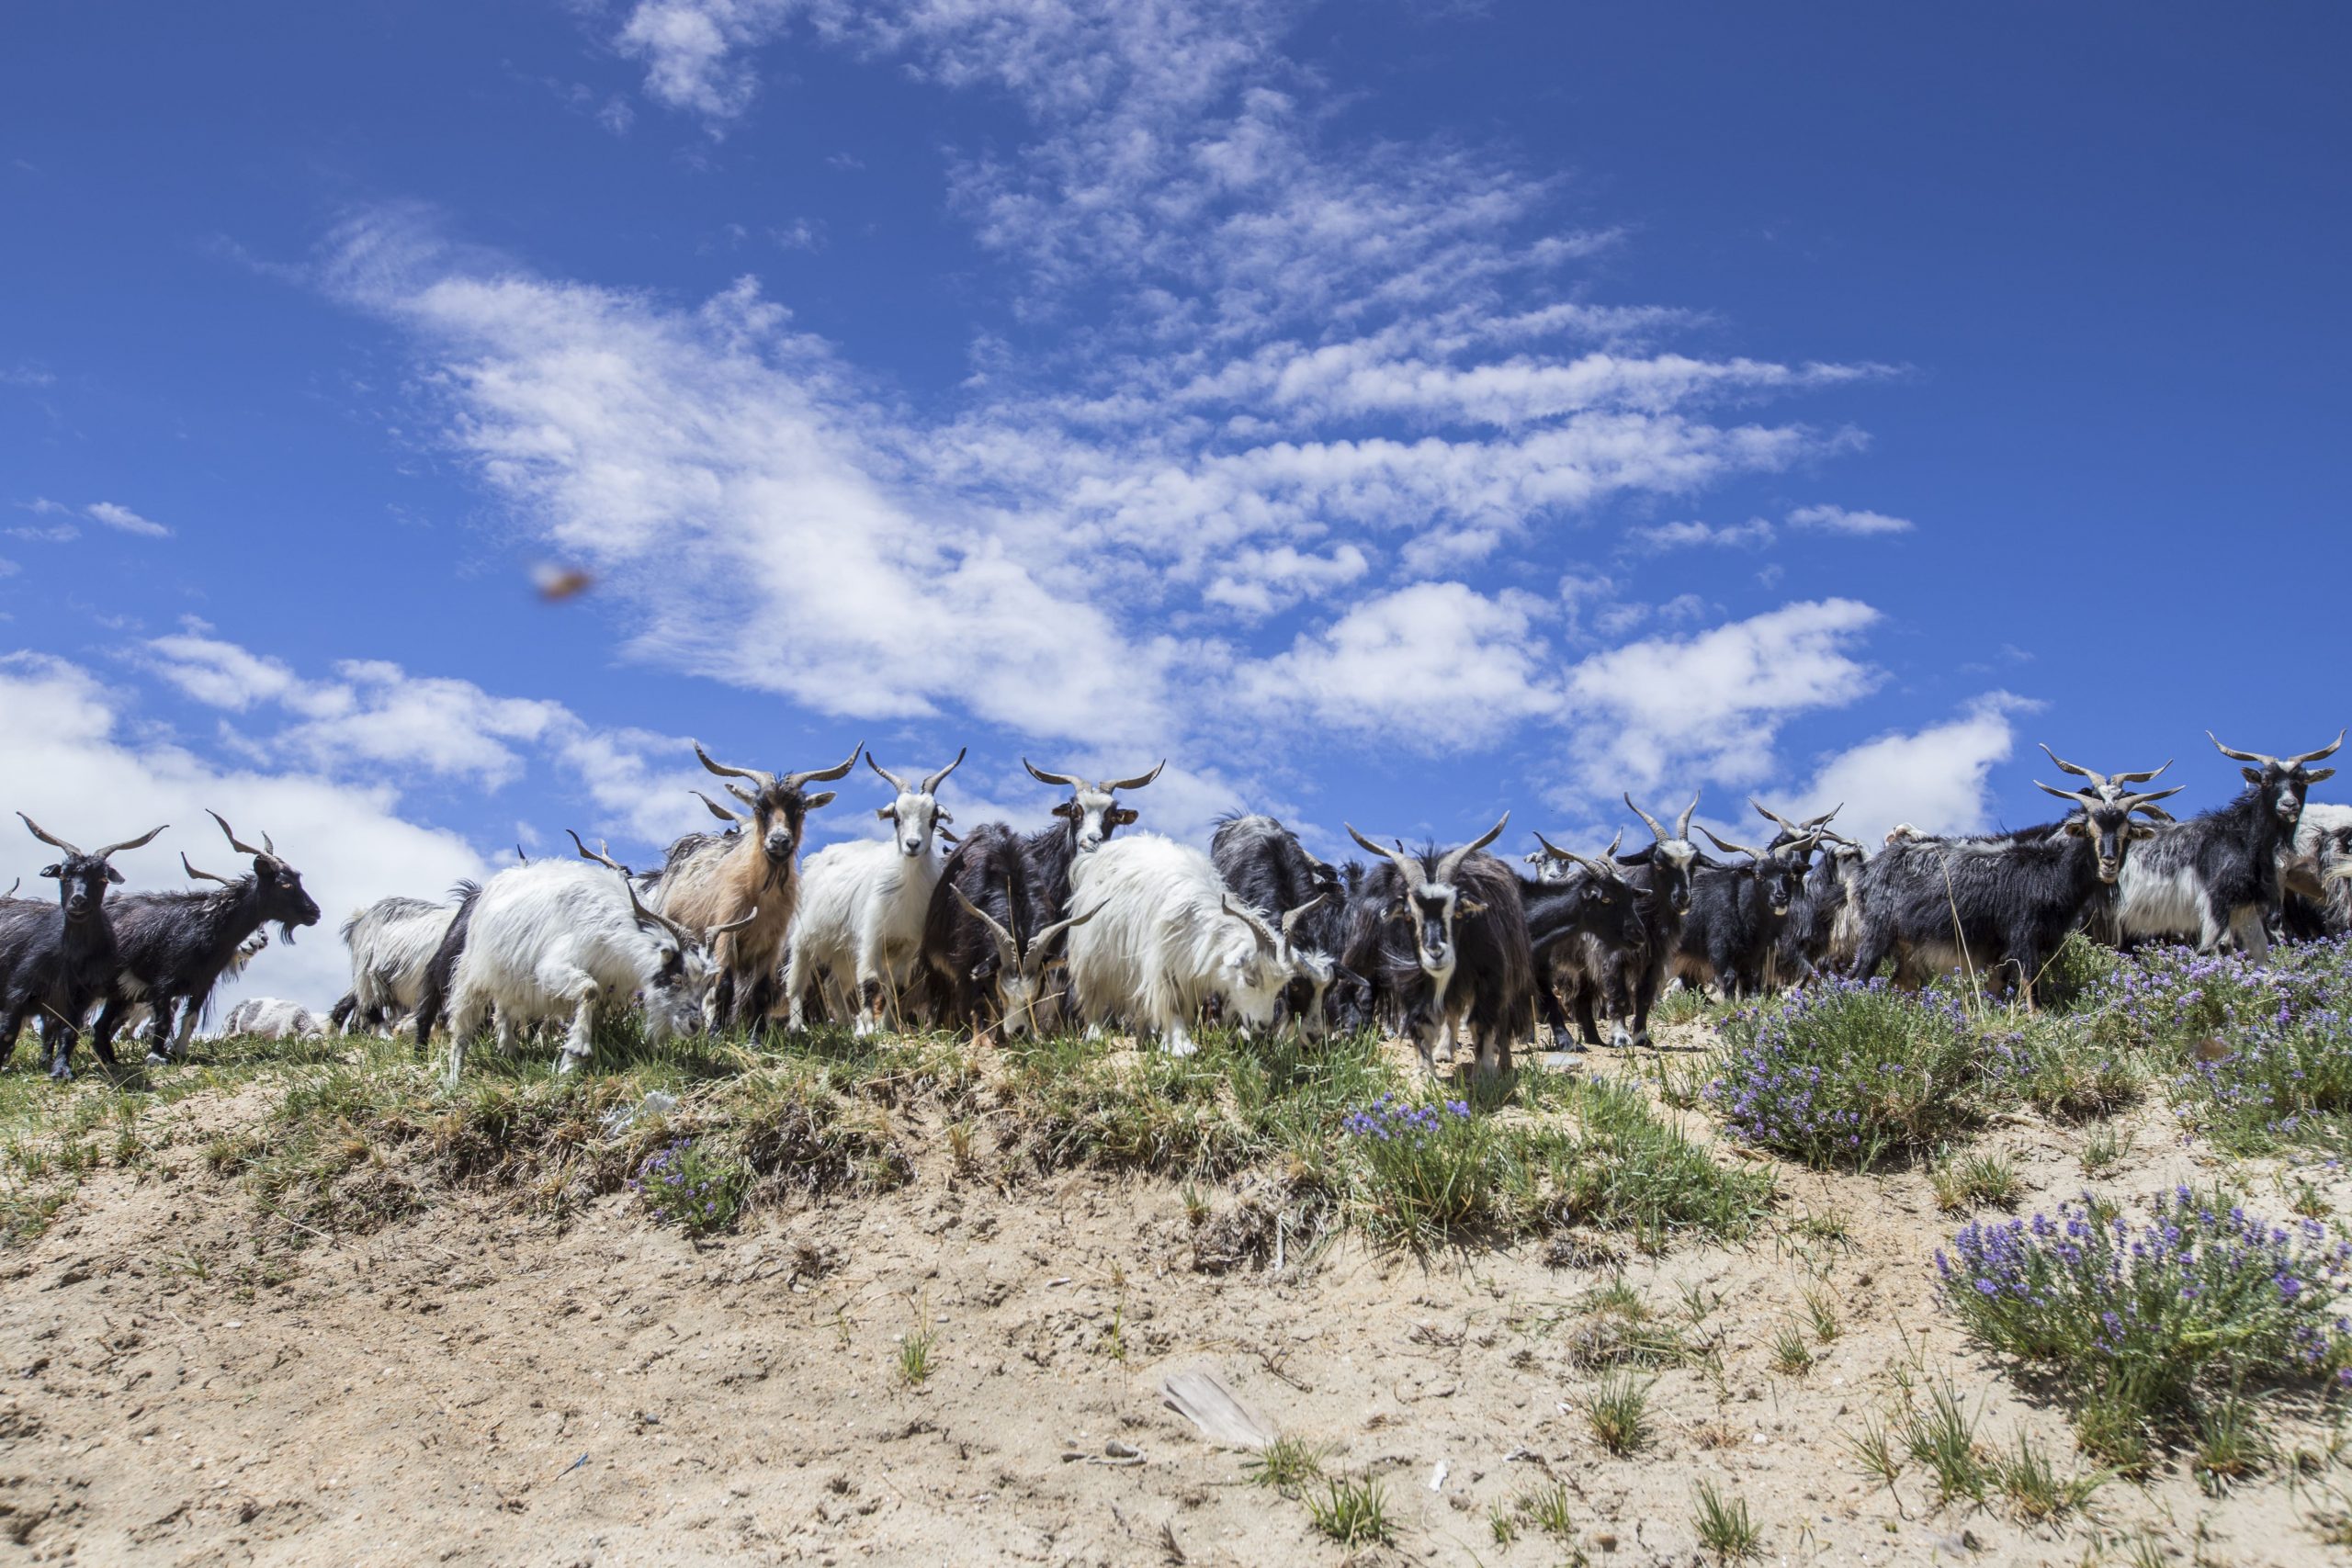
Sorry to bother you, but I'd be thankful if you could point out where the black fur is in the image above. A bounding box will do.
[915,824,1049,1032]
[0,856,129,1077]
[411,880,483,1050]
[1519,862,1645,1047]
[90,854,322,1062]
[1209,814,1370,1032]
[1340,847,1536,1073]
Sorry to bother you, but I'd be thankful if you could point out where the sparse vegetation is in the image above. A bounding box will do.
[1929,1147,2025,1213]
[1245,1435,1328,1495]
[1692,1481,1760,1561]
[1587,1370,1653,1454]
[1306,1473,1394,1548]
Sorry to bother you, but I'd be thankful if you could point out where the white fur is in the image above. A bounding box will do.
[786,834,944,1032]
[444,861,722,1087]
[342,897,457,1031]
[220,998,324,1039]
[1064,834,1292,1056]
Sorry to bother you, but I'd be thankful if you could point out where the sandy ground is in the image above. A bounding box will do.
[3,1037,2349,1567]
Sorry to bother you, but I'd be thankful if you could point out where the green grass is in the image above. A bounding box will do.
[1244,1435,1328,1495]
[1691,1481,1760,1562]
[1305,1474,1394,1548]
[1519,1478,1578,1538]
[1928,1147,2025,1214]
[1587,1370,1653,1454]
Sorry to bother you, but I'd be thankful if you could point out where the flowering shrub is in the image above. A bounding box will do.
[1340,1093,1510,1239]
[1937,1186,2352,1421]
[1705,978,1984,1168]
[629,1136,751,1235]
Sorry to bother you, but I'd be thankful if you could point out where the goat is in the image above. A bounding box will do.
[784,750,964,1032]
[2096,733,2339,959]
[220,998,324,1039]
[1849,762,2177,1005]
[408,880,484,1048]
[1016,758,1164,930]
[0,817,166,1077]
[1063,832,1311,1056]
[338,894,459,1036]
[1586,793,1703,1049]
[2284,803,2352,937]
[1521,831,1645,1050]
[1774,830,1869,980]
[88,813,322,1065]
[123,923,267,1042]
[1668,827,1815,999]
[1209,813,1368,1036]
[914,823,1087,1038]
[648,741,861,1030]
[1340,815,1532,1077]
[445,854,755,1086]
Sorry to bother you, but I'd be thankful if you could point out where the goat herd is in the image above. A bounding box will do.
[3,732,2348,1086]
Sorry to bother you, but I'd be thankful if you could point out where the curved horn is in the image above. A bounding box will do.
[1623,795,1668,843]
[1605,829,1623,859]
[566,828,632,878]
[208,809,270,861]
[2122,785,2184,816]
[708,904,761,937]
[1749,798,1804,837]
[1104,761,1166,794]
[2289,729,2346,766]
[94,823,168,861]
[950,884,1019,964]
[864,752,910,795]
[17,814,83,857]
[1532,830,1608,878]
[784,745,863,791]
[1280,894,1328,944]
[693,742,775,790]
[2,878,15,899]
[1802,804,1843,829]
[2208,732,2274,767]
[2038,743,2111,792]
[692,790,747,825]
[1436,812,1509,883]
[2034,780,2098,810]
[1025,902,1098,964]
[624,879,692,946]
[920,747,967,796]
[180,852,232,886]
[724,782,759,809]
[1675,792,1701,841]
[1222,895,1282,960]
[1345,823,1425,890]
[1701,827,1762,861]
[1022,758,1084,790]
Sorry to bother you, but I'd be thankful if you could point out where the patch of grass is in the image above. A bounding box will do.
[2079,1122,2126,1177]
[898,1298,937,1388]
[1769,1322,1815,1375]
[1802,1286,1840,1342]
[1487,1499,1517,1546]
[1587,1371,1653,1455]
[1244,1435,1328,1495]
[1519,1478,1577,1538]
[1651,985,1717,1028]
[1840,1414,1903,1491]
[1691,1481,1759,1562]
[1991,1429,2104,1523]
[2191,1388,2271,1495]
[1902,1382,1989,1505]
[1929,1147,2025,1213]
[1305,1474,1394,1548]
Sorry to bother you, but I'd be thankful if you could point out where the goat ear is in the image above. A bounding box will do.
[1051,800,1080,819]
[1109,807,1139,827]
[876,806,896,821]
[804,790,836,811]
[1457,900,1487,918]
[2061,818,2089,837]
[2243,766,2265,787]
[106,865,127,885]
[2128,823,2159,840]
[38,863,62,880]
[969,955,1000,983]
[2307,767,2335,784]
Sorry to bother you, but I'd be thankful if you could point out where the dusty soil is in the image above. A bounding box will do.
[3,1035,2348,1567]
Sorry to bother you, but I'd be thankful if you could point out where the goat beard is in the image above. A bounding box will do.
[275,920,300,946]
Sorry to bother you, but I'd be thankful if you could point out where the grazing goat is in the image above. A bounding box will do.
[1666,828,1813,999]
[1064,832,1311,1056]
[220,998,324,1039]
[1340,815,1533,1076]
[2098,733,2339,958]
[445,855,754,1085]
[339,894,458,1035]
[1849,762,2177,1005]
[0,817,166,1077]
[408,880,483,1049]
[1016,758,1164,928]
[915,823,1089,1037]
[1521,831,1645,1050]
[1589,793,1703,1049]
[649,741,861,1029]
[89,813,322,1065]
[785,750,964,1032]
[1210,813,1367,1035]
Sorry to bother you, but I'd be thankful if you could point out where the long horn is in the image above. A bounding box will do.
[2034,780,2098,810]
[864,752,910,794]
[1279,894,1328,944]
[2122,785,2184,815]
[1222,895,1281,960]
[181,852,232,886]
[1023,758,1084,790]
[693,790,747,825]
[1532,830,1607,878]
[566,828,633,878]
[1346,823,1425,890]
[694,742,775,790]
[1701,827,1763,862]
[1623,795,1668,842]
[1749,798,1804,837]
[1104,761,1166,793]
[2038,743,2111,792]
[2290,729,2347,766]
[2208,732,2275,767]
[94,823,168,861]
[1437,812,1510,882]
[1818,828,1863,849]
[17,814,83,857]
[784,745,862,790]
[951,885,1019,964]
[708,905,761,937]
[1802,804,1843,829]
[625,880,692,946]
[920,747,967,796]
[1024,903,1097,966]
[208,809,271,861]
[1675,792,1701,840]
[724,782,760,809]
[2,878,15,898]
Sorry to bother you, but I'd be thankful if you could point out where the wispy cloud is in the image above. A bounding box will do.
[1627,517,1775,553]
[85,501,173,538]
[1788,502,1914,536]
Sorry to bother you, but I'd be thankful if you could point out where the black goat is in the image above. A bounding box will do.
[0,816,165,1078]
[1016,758,1163,931]
[89,812,322,1063]
[1589,792,1703,1049]
[1521,831,1645,1050]
[1210,813,1371,1033]
[915,823,1089,1037]
[1340,815,1533,1077]
[2103,732,2340,958]
[1774,832,1868,980]
[1668,827,1815,999]
[1850,766,2177,1005]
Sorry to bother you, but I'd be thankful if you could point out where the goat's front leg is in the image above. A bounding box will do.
[551,969,599,1074]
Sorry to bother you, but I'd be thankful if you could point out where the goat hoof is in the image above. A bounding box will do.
[143,1053,168,1067]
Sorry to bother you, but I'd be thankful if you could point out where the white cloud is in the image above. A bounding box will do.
[1626,517,1774,552]
[1788,694,2030,845]
[0,653,488,1018]
[6,524,78,543]
[613,0,797,125]
[85,501,172,538]
[1788,502,1914,536]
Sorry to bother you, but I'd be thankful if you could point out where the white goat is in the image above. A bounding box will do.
[1063,832,1312,1056]
[339,895,458,1035]
[220,997,324,1039]
[785,750,962,1033]
[444,857,751,1087]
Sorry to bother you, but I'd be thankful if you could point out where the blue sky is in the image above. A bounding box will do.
[3,2,2346,1007]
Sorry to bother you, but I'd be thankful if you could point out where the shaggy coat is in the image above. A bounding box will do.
[339,895,458,1035]
[1210,813,1363,1035]
[915,824,1073,1037]
[1340,843,1535,1076]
